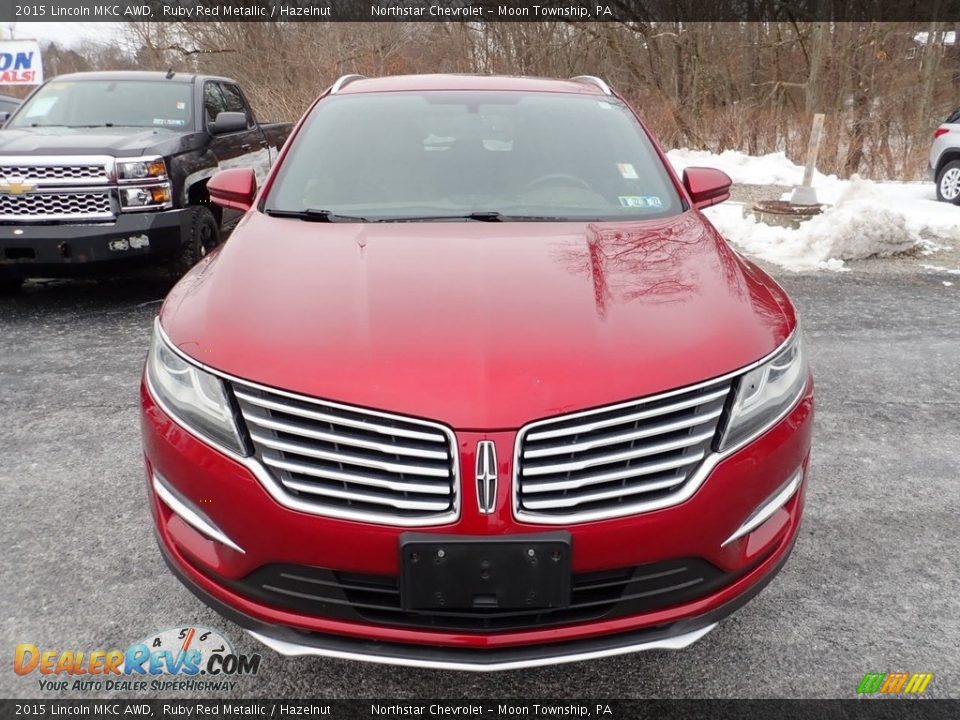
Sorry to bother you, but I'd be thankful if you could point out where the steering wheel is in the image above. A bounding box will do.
[521,173,594,194]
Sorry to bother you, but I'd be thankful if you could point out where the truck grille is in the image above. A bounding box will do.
[0,162,108,183]
[0,191,114,222]
[515,378,732,522]
[233,383,459,525]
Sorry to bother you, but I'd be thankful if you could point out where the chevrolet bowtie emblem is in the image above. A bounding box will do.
[475,440,498,514]
[0,177,35,195]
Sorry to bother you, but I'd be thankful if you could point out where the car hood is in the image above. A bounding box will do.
[0,126,184,156]
[161,210,795,429]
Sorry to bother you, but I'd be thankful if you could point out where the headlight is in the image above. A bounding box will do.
[116,157,167,181]
[717,328,808,452]
[146,325,246,454]
[120,183,172,210]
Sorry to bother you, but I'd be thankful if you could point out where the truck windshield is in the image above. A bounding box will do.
[8,80,193,130]
[264,91,683,222]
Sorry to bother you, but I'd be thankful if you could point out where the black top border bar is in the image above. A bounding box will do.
[5,0,960,23]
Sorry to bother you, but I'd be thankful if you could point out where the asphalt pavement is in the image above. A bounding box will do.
[1,262,958,700]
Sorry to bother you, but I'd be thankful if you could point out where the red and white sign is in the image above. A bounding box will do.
[0,40,44,85]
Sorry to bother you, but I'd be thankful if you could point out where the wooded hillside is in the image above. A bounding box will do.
[29,21,960,179]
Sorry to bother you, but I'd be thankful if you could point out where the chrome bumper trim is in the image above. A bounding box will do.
[721,467,804,547]
[246,623,716,672]
[152,472,245,554]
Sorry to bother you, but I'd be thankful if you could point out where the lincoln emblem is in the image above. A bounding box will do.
[475,440,497,514]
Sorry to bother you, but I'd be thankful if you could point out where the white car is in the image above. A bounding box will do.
[931,108,960,203]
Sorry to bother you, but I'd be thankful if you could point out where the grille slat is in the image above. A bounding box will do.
[0,163,107,182]
[281,477,451,512]
[261,455,453,495]
[243,410,449,460]
[0,191,113,221]
[248,431,451,479]
[522,474,687,510]
[234,383,457,524]
[525,386,730,442]
[522,428,716,477]
[516,379,732,521]
[234,388,446,442]
[522,406,724,459]
[521,452,704,494]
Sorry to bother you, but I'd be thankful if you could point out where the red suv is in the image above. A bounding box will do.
[141,74,813,671]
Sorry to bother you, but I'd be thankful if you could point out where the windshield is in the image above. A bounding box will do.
[8,80,194,130]
[264,91,683,222]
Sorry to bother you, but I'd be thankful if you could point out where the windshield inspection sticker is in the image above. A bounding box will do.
[619,195,663,209]
[617,163,639,179]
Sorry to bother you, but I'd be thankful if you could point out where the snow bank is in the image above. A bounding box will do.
[667,148,837,187]
[666,148,960,271]
[703,178,937,271]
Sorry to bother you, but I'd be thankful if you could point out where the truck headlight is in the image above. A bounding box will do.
[120,183,172,210]
[146,324,246,455]
[116,157,167,181]
[718,328,808,452]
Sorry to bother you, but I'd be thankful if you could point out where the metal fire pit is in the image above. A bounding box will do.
[747,200,826,230]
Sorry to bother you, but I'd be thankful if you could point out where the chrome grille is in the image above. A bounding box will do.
[0,163,108,183]
[0,191,114,221]
[233,383,458,525]
[515,379,732,522]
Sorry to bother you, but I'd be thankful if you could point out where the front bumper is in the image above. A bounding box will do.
[0,209,190,278]
[156,529,796,671]
[141,380,813,670]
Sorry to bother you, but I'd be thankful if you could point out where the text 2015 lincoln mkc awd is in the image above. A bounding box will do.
[140,74,813,671]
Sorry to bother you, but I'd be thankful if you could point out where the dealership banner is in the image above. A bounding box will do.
[0,40,43,85]
[2,700,960,719]
[4,0,960,22]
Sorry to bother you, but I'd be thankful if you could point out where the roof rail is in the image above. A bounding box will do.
[570,75,613,96]
[330,74,367,94]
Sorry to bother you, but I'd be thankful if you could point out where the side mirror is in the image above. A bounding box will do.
[208,168,257,212]
[682,167,732,209]
[0,111,10,125]
[209,111,248,135]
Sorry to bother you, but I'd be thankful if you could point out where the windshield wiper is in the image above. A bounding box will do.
[30,123,116,128]
[265,208,369,223]
[371,212,572,223]
[396,211,504,222]
[461,211,503,222]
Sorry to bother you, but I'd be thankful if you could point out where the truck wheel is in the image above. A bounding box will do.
[169,207,221,279]
[936,160,960,204]
[0,276,23,294]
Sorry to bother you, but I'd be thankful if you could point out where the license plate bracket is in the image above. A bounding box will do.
[399,532,571,611]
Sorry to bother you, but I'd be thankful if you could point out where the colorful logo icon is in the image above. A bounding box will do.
[857,672,933,695]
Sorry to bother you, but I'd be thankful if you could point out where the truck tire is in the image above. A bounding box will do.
[936,160,960,204]
[0,276,23,294]
[169,207,221,280]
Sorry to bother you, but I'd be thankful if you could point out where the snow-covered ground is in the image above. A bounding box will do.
[667,149,960,271]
